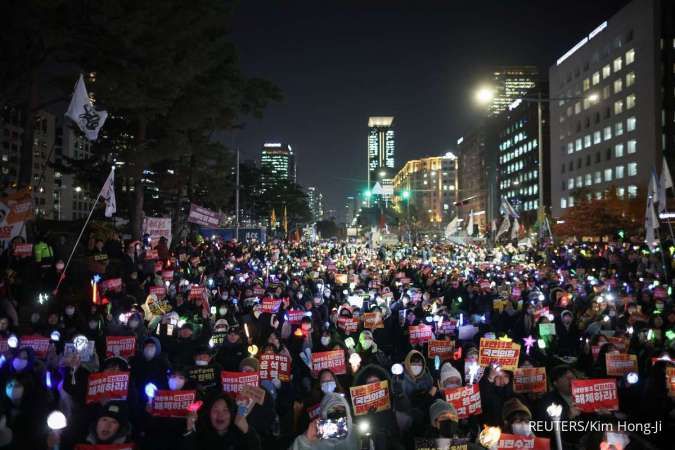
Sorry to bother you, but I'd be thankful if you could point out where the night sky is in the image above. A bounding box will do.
[227,0,629,216]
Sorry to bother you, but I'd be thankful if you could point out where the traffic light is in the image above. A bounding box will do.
[401,190,410,200]
[363,190,371,198]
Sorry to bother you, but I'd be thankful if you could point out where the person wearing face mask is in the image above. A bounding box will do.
[555,309,580,357]
[426,399,462,440]
[2,374,48,449]
[186,347,223,394]
[356,330,391,369]
[502,398,534,437]
[130,337,171,402]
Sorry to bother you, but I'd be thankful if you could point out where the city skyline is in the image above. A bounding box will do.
[226,0,631,213]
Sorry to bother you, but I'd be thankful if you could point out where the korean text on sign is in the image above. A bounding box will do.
[571,378,619,412]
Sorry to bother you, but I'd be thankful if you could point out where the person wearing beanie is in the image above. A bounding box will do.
[439,362,462,389]
[186,346,223,394]
[239,357,260,373]
[502,398,533,436]
[427,399,459,438]
[84,401,133,445]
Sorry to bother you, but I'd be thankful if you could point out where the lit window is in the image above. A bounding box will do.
[615,165,624,179]
[585,173,592,186]
[615,121,624,136]
[628,185,637,198]
[627,117,637,131]
[593,131,602,144]
[561,198,567,209]
[567,142,574,154]
[602,64,611,79]
[584,135,592,148]
[583,78,590,91]
[569,196,575,207]
[616,186,625,198]
[614,79,623,94]
[583,98,591,110]
[614,100,623,115]
[574,102,581,114]
[603,126,612,141]
[594,171,602,184]
[625,48,635,65]
[602,86,611,100]
[627,140,637,154]
[626,94,636,109]
[625,72,635,87]
[576,175,582,186]
[628,162,637,176]
[604,168,613,182]
[613,57,622,72]
[592,72,600,85]
[575,138,582,151]
[568,178,574,189]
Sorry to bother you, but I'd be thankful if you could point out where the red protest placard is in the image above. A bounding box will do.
[443,384,482,419]
[253,287,265,297]
[150,390,196,417]
[479,280,491,290]
[653,286,667,299]
[605,353,638,377]
[498,434,550,450]
[667,367,675,394]
[145,249,158,260]
[350,380,390,416]
[478,338,521,371]
[513,367,547,394]
[149,286,166,299]
[259,353,291,382]
[106,336,136,359]
[409,324,434,345]
[262,297,282,314]
[363,312,383,330]
[437,318,457,335]
[20,335,50,358]
[427,339,454,360]
[189,286,205,300]
[86,371,129,404]
[101,278,123,293]
[312,350,346,376]
[161,270,174,281]
[75,444,135,450]
[571,378,619,412]
[220,371,259,396]
[13,243,33,257]
[286,309,306,325]
[338,316,359,334]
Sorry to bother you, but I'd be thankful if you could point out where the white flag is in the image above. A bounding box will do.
[511,217,519,240]
[648,172,658,201]
[466,210,474,236]
[99,167,116,218]
[496,215,510,240]
[659,157,673,213]
[500,197,519,218]
[445,217,459,238]
[65,74,108,141]
[645,195,658,246]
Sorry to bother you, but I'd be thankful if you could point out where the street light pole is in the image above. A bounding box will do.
[537,92,545,229]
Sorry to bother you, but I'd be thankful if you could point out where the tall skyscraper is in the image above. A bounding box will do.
[489,67,539,116]
[306,186,323,223]
[260,142,295,189]
[344,195,355,225]
[367,117,395,196]
[549,0,675,217]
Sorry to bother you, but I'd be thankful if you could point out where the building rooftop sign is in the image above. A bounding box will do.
[556,21,608,66]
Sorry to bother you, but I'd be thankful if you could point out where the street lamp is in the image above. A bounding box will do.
[473,86,599,233]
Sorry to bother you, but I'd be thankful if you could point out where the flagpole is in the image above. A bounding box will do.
[54,190,102,294]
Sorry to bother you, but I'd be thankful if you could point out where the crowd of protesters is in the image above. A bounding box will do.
[0,231,673,450]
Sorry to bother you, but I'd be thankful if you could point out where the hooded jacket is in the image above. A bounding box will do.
[290,393,360,450]
[130,336,171,400]
[401,350,434,399]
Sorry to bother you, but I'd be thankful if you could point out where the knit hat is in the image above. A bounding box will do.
[429,399,458,425]
[99,400,129,425]
[502,398,532,422]
[439,362,462,386]
[239,357,259,372]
